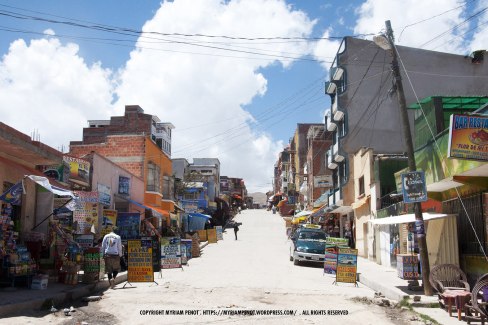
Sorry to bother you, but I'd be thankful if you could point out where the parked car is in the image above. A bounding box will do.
[289,227,327,266]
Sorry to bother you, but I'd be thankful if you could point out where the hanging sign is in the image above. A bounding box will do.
[448,114,488,161]
[336,247,358,284]
[127,239,154,282]
[401,171,428,203]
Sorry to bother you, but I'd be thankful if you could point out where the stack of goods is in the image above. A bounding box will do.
[82,248,102,284]
[6,245,36,278]
[60,244,82,285]
[187,233,200,258]
[0,216,16,259]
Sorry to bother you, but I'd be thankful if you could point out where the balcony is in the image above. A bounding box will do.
[333,143,345,162]
[333,109,344,121]
[327,150,338,169]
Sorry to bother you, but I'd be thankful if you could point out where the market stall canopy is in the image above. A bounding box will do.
[294,210,312,217]
[187,212,212,231]
[369,213,449,225]
[26,175,75,198]
[291,215,308,224]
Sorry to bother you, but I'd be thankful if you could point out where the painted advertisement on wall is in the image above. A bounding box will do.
[161,237,181,269]
[448,114,488,161]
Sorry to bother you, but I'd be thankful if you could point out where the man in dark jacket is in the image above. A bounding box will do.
[233,224,239,240]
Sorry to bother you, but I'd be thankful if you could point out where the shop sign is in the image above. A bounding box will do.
[181,239,192,261]
[216,226,223,240]
[101,210,117,237]
[63,155,90,186]
[74,234,94,250]
[118,176,130,195]
[97,183,111,207]
[127,239,154,283]
[314,175,333,188]
[324,245,338,275]
[116,212,140,241]
[448,114,488,161]
[73,191,99,234]
[161,237,181,269]
[207,228,217,243]
[336,248,358,284]
[141,236,160,272]
[401,171,427,203]
[326,237,349,246]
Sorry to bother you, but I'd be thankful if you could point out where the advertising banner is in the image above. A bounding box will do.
[324,245,338,275]
[97,183,111,207]
[73,191,99,234]
[116,212,141,241]
[336,248,358,284]
[326,237,349,246]
[63,155,90,186]
[448,114,488,161]
[101,210,118,237]
[127,239,154,283]
[181,239,192,261]
[118,176,130,195]
[401,171,428,203]
[161,237,181,269]
[216,226,223,240]
[207,228,217,243]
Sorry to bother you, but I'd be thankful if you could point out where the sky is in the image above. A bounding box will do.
[0,0,487,193]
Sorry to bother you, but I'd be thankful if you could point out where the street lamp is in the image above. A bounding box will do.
[373,20,433,296]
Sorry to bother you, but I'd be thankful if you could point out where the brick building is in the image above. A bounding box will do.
[69,105,175,220]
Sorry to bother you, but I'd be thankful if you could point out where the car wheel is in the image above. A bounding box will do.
[293,258,300,266]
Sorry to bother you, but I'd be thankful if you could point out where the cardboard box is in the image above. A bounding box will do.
[31,275,49,290]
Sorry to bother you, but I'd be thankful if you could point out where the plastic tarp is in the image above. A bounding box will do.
[186,213,212,232]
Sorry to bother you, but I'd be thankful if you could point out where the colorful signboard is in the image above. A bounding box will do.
[197,229,207,242]
[127,239,154,283]
[181,239,192,261]
[101,209,117,237]
[161,237,182,269]
[326,237,349,246]
[97,183,111,207]
[313,175,333,188]
[401,171,428,203]
[73,191,99,234]
[74,234,94,250]
[324,245,338,275]
[118,176,130,195]
[216,226,223,240]
[141,236,160,272]
[336,247,358,284]
[116,212,141,241]
[207,228,217,243]
[63,155,90,186]
[448,114,488,161]
[397,254,419,280]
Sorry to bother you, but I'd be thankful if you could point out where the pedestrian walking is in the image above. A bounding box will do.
[101,226,123,289]
[233,224,239,240]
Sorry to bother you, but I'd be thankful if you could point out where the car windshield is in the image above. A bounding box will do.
[298,231,326,240]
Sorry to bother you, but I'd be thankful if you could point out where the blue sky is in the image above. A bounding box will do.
[0,0,486,192]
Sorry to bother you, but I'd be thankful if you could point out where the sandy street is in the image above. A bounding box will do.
[3,209,418,325]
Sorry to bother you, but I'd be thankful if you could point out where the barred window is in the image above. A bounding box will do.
[146,162,161,193]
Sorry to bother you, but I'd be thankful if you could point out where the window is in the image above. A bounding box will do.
[146,162,161,193]
[162,175,172,200]
[359,176,365,196]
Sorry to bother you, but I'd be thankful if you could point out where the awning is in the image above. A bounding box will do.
[351,195,370,210]
[294,210,312,217]
[117,195,170,218]
[27,175,75,197]
[369,212,449,225]
[188,212,212,219]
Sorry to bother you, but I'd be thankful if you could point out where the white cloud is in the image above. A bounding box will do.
[311,28,341,70]
[43,29,55,36]
[469,0,488,53]
[353,0,468,53]
[114,0,316,192]
[0,37,114,151]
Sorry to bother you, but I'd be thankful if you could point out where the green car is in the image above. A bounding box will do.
[289,230,327,265]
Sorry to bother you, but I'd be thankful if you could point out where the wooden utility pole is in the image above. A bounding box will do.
[382,20,433,296]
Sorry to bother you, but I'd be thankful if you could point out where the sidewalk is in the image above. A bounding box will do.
[358,256,462,325]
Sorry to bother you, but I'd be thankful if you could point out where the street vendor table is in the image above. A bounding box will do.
[440,289,472,320]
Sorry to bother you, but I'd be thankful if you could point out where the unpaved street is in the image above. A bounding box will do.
[3,209,422,324]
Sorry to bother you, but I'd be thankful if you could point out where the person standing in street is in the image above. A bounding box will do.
[101,226,123,289]
[233,224,239,240]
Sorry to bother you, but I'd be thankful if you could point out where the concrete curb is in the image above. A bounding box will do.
[0,273,127,317]
[358,273,410,302]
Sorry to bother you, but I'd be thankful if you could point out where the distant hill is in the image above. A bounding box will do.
[249,192,267,205]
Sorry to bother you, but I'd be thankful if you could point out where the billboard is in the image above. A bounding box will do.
[448,114,488,161]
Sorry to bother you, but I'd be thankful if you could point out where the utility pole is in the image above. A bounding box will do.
[380,20,433,296]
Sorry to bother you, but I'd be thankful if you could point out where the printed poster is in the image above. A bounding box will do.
[101,210,118,237]
[181,239,192,261]
[336,248,358,284]
[73,191,99,234]
[324,245,338,275]
[63,155,90,186]
[97,183,111,207]
[161,237,181,269]
[74,234,94,250]
[216,226,223,240]
[128,239,154,283]
[116,212,141,241]
[180,242,188,265]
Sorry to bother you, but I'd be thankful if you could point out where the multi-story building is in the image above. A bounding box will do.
[69,105,175,221]
[324,37,488,242]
